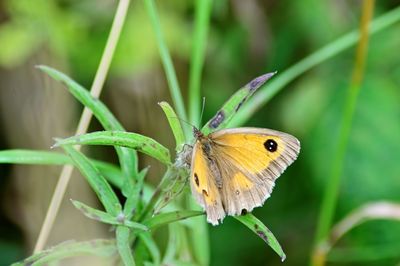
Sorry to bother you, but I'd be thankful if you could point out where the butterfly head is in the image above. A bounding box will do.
[192,127,204,139]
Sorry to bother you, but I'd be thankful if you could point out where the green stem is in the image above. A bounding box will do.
[187,1,213,264]
[229,5,400,127]
[188,0,213,127]
[139,167,175,221]
[327,243,400,263]
[143,0,188,127]
[311,1,375,265]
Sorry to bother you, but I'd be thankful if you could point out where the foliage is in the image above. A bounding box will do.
[0,1,400,266]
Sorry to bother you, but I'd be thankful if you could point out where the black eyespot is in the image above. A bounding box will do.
[194,173,200,187]
[264,139,278,152]
[241,209,248,215]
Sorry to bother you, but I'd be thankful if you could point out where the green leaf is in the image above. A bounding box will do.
[202,72,276,135]
[153,166,189,214]
[0,149,70,165]
[143,210,204,230]
[11,239,117,266]
[229,6,400,127]
[116,226,136,266]
[38,65,138,187]
[71,200,148,231]
[159,101,186,152]
[123,167,150,220]
[0,149,123,188]
[188,0,213,127]
[55,131,171,166]
[61,145,121,216]
[234,213,286,262]
[138,233,161,266]
[143,0,188,130]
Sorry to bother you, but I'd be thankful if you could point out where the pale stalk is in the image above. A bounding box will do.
[34,0,131,252]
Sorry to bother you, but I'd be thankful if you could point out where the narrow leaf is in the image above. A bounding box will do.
[116,226,136,266]
[143,210,204,230]
[0,149,123,188]
[138,233,161,266]
[123,167,150,220]
[229,6,400,127]
[153,167,188,214]
[55,131,171,166]
[38,65,138,185]
[202,72,276,135]
[188,0,213,126]
[11,239,117,266]
[234,213,286,261]
[61,145,121,216]
[143,0,188,125]
[71,200,148,231]
[159,101,186,152]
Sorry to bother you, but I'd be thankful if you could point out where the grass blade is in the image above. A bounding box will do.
[313,2,375,265]
[71,200,148,231]
[234,214,286,262]
[202,72,276,135]
[143,0,188,126]
[0,149,123,188]
[61,145,121,216]
[159,101,186,152]
[123,167,149,220]
[38,65,138,181]
[188,0,213,126]
[138,233,161,265]
[116,226,136,266]
[143,210,204,230]
[11,239,117,266]
[229,5,400,127]
[55,131,171,166]
[0,149,70,165]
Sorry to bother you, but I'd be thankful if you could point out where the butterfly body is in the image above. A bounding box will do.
[189,127,300,225]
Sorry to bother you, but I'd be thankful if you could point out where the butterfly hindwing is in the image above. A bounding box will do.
[209,127,300,216]
[190,142,226,225]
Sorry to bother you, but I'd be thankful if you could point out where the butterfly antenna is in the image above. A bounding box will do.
[170,116,196,129]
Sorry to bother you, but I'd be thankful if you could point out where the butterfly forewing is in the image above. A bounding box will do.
[209,128,300,217]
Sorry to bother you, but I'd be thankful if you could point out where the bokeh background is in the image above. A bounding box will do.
[0,0,400,265]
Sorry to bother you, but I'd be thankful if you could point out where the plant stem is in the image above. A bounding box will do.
[143,0,188,129]
[139,167,175,221]
[311,1,375,265]
[34,0,131,252]
[229,5,400,127]
[188,0,213,127]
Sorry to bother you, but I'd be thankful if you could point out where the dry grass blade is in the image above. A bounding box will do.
[330,201,400,245]
[315,201,400,265]
[34,0,131,252]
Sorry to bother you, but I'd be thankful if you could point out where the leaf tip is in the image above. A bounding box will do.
[51,138,62,149]
[248,71,277,91]
[35,64,44,69]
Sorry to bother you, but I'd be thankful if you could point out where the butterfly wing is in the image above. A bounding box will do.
[209,127,300,216]
[190,141,226,225]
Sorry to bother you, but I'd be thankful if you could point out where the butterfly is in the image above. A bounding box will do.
[189,126,300,225]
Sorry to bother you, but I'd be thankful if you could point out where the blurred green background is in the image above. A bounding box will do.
[0,0,399,265]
